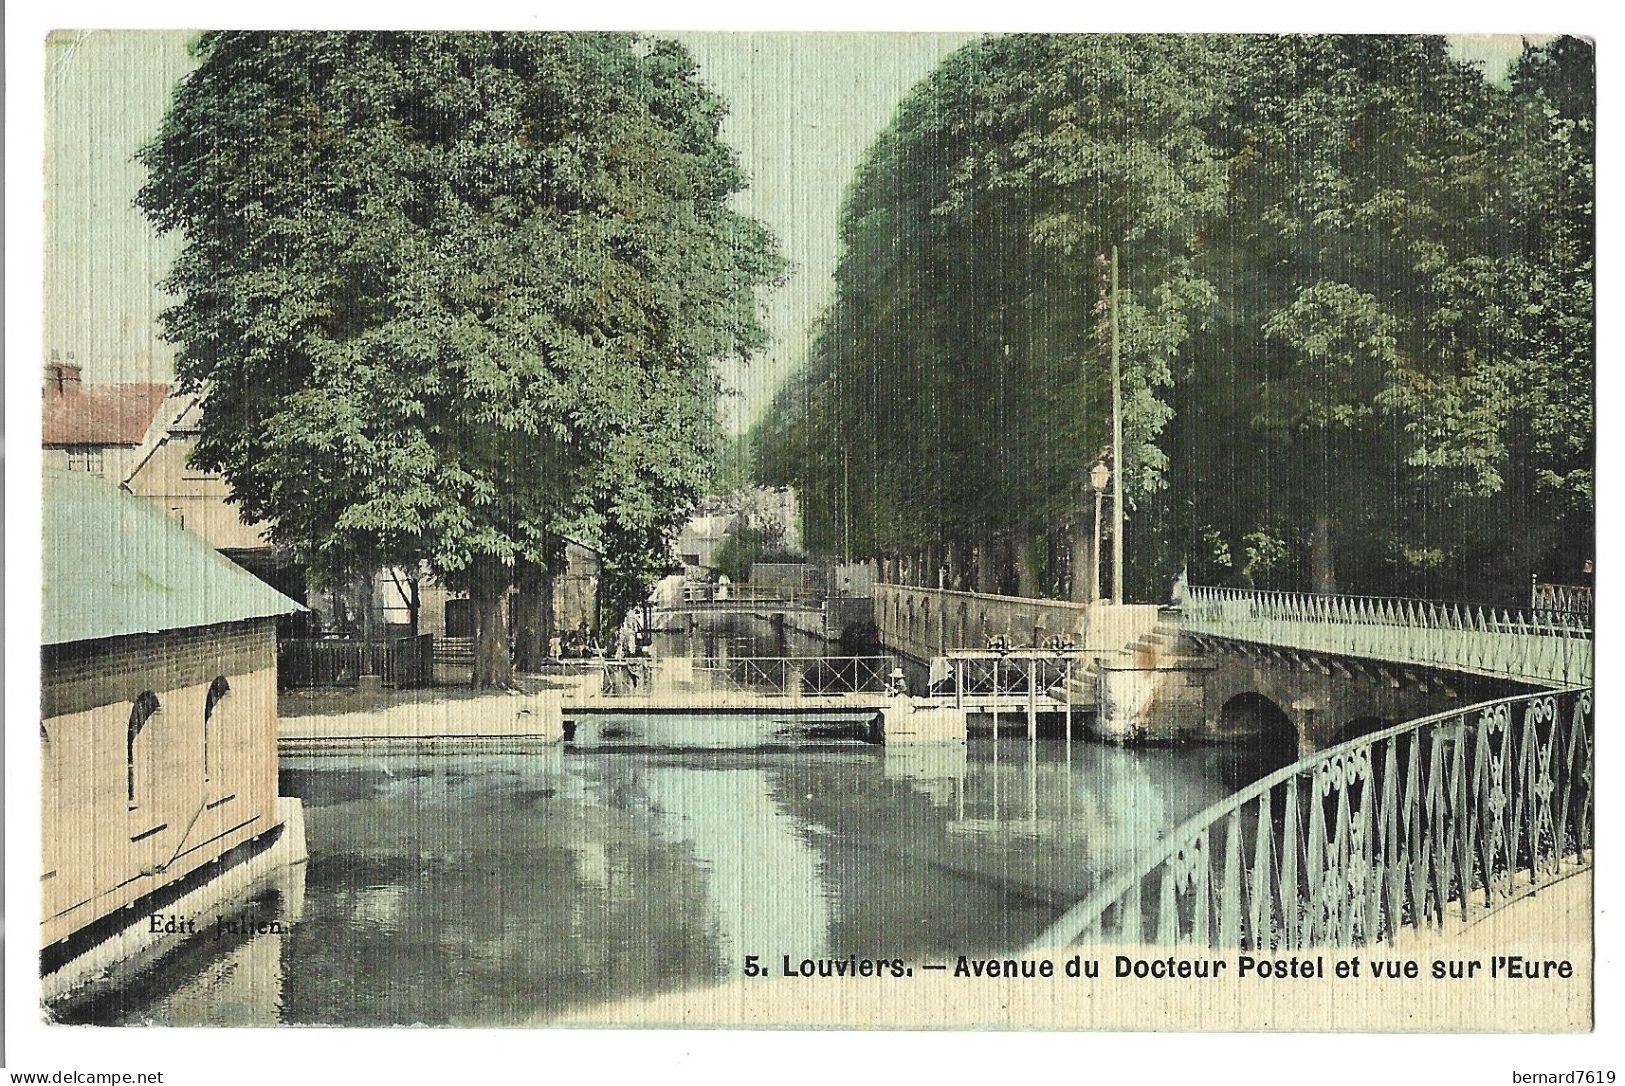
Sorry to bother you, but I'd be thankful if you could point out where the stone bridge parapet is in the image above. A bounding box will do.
[875,583,1159,662]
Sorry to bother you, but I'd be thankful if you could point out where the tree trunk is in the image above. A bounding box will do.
[470,556,513,689]
[356,574,379,675]
[512,560,555,673]
[975,531,996,594]
[1069,512,1097,603]
[1013,523,1039,599]
[1310,510,1338,595]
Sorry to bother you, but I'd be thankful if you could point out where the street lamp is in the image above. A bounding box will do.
[637,597,654,650]
[1089,460,1111,603]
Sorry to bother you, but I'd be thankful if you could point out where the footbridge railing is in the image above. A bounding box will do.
[1182,585,1592,687]
[692,655,894,695]
[668,584,823,608]
[599,655,897,698]
[1029,687,1592,951]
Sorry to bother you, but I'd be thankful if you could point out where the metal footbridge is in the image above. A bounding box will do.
[568,654,1072,723]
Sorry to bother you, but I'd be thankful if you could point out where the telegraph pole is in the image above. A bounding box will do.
[1110,245,1124,602]
[842,447,852,563]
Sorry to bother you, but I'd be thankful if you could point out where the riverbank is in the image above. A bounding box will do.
[278,674,590,743]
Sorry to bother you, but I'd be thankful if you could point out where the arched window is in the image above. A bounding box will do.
[204,676,230,782]
[127,691,160,809]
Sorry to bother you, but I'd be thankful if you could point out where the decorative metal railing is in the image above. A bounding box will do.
[1182,585,1592,687]
[690,655,895,696]
[1533,581,1593,619]
[1029,687,1593,950]
[940,653,1076,699]
[673,583,821,607]
[597,656,897,697]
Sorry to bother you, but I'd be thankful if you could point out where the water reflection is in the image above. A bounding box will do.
[652,611,834,662]
[58,737,1270,1026]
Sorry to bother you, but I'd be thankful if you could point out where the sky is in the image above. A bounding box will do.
[43,30,1539,434]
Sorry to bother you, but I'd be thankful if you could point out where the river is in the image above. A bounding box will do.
[54,614,1284,1026]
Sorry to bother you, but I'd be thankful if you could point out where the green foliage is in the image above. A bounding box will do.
[760,33,1593,603]
[139,32,782,621]
[711,523,769,583]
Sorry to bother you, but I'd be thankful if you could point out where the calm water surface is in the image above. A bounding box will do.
[60,737,1275,1026]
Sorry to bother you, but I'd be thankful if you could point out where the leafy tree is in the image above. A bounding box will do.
[763,33,1592,608]
[1179,35,1589,598]
[711,523,769,583]
[139,31,780,684]
[759,34,1228,600]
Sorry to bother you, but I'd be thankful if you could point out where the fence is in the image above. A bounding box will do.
[676,583,821,607]
[1030,687,1593,950]
[599,655,896,697]
[691,655,894,696]
[1182,585,1593,687]
[278,634,435,690]
[939,653,1076,699]
[1532,581,1593,619]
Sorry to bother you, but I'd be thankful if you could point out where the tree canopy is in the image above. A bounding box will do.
[139,31,781,682]
[756,33,1593,605]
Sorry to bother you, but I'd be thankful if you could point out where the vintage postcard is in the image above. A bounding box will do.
[18,22,1598,1055]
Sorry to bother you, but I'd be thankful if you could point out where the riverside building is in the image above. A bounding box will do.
[40,470,307,992]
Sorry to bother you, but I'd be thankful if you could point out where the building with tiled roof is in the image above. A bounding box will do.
[41,361,172,480]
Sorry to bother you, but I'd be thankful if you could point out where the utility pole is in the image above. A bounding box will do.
[842,447,852,563]
[1110,245,1124,603]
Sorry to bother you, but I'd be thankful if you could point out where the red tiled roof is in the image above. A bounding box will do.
[41,383,171,447]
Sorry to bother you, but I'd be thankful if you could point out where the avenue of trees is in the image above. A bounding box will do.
[755,34,1593,606]
[140,31,781,685]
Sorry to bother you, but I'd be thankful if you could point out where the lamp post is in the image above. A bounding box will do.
[1089,460,1111,603]
[637,597,654,651]
[1110,245,1124,604]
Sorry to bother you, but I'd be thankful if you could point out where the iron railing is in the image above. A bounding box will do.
[940,654,1076,698]
[1029,687,1593,950]
[596,656,897,697]
[1533,581,1593,619]
[690,655,895,696]
[278,634,435,689]
[1183,585,1592,687]
[675,583,822,607]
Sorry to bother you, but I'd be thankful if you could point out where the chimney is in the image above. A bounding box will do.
[43,358,83,396]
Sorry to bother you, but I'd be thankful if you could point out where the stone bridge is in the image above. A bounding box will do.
[1169,585,1591,754]
[874,582,1592,755]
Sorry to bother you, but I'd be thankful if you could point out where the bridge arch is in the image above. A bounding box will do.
[1216,692,1298,754]
[1331,715,1392,746]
